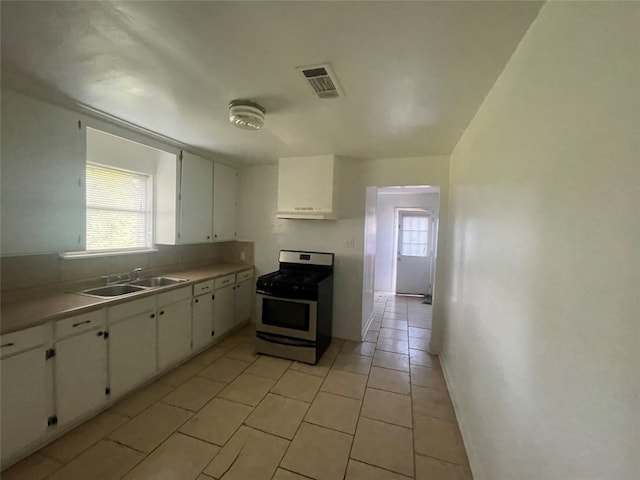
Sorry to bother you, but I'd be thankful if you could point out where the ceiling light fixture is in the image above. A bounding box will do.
[229,100,265,130]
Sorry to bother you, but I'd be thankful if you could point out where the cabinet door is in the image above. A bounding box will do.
[158,298,192,369]
[108,312,157,399]
[55,328,107,426]
[0,348,49,465]
[192,293,215,352]
[234,279,254,326]
[179,152,213,244]
[1,89,86,255]
[213,162,237,241]
[214,284,235,337]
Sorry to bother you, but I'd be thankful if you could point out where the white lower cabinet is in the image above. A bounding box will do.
[54,310,107,427]
[214,280,236,338]
[108,297,157,399]
[234,277,254,326]
[157,287,192,369]
[192,280,215,351]
[0,268,256,468]
[214,269,255,337]
[0,325,50,467]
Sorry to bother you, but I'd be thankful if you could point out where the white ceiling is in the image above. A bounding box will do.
[1,1,543,165]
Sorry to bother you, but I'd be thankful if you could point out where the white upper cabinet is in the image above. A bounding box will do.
[179,152,214,243]
[156,151,214,245]
[1,88,86,255]
[277,155,340,219]
[213,162,238,241]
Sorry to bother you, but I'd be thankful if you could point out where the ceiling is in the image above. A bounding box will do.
[1,1,543,165]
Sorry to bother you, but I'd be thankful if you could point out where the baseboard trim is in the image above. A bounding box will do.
[440,353,479,479]
[361,311,376,340]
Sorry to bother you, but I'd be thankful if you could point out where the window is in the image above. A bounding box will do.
[400,214,430,257]
[86,163,153,251]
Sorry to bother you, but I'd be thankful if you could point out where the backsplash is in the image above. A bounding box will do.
[0,241,254,293]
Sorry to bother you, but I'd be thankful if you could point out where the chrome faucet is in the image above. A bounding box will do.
[130,267,143,281]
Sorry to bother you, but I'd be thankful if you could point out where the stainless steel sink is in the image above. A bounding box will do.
[128,277,187,287]
[81,284,147,297]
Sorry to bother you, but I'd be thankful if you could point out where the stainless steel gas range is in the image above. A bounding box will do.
[255,250,334,364]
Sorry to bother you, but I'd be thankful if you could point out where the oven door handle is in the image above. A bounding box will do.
[256,291,316,304]
[256,332,316,348]
[256,289,277,297]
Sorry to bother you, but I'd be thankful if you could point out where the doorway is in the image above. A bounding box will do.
[360,185,441,349]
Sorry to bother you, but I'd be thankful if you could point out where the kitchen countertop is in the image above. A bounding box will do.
[0,263,253,335]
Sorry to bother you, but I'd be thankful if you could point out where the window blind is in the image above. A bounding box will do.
[86,163,152,250]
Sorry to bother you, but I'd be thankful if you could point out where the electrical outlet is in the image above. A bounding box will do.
[346,238,355,248]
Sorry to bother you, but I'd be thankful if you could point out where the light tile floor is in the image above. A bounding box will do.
[3,293,472,480]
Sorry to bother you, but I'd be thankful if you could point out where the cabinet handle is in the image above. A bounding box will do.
[214,234,218,239]
[150,313,155,319]
[207,236,211,239]
[194,299,199,303]
[0,342,15,348]
[160,310,165,316]
[72,320,92,328]
[97,331,104,337]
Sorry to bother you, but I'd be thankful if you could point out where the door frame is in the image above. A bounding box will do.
[360,185,442,354]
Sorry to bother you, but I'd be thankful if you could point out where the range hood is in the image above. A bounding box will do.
[277,155,340,220]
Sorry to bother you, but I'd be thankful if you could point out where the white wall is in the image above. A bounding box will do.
[441,2,640,479]
[375,191,439,292]
[238,155,450,342]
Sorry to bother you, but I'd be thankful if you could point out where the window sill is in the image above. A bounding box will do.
[59,248,159,260]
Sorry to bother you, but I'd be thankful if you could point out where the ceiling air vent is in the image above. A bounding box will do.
[297,64,343,99]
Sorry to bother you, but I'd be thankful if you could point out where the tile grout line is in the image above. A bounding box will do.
[415,451,474,470]
[270,340,347,479]
[37,384,179,477]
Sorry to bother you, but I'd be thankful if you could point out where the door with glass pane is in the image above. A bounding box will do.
[395,210,432,295]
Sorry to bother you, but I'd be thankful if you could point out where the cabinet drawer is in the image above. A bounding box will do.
[236,269,253,282]
[109,296,155,323]
[157,286,192,306]
[0,325,46,358]
[193,280,214,296]
[56,309,106,339]
[214,274,235,289]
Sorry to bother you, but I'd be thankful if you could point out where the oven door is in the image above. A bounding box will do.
[256,293,317,342]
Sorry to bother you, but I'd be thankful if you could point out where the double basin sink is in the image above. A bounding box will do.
[79,277,188,298]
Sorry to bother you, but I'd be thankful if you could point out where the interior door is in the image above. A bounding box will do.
[395,211,432,295]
